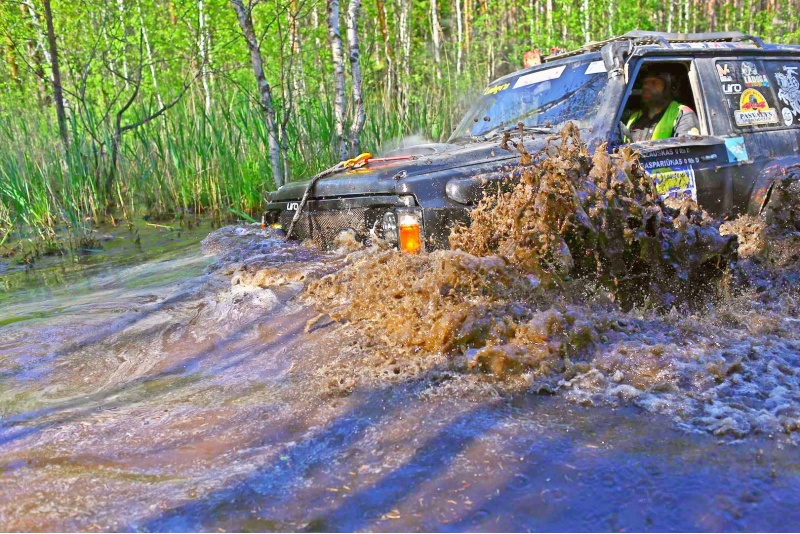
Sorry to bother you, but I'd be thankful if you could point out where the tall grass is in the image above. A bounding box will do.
[0,88,458,253]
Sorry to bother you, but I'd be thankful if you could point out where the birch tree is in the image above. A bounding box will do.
[137,0,163,108]
[455,0,463,74]
[430,0,441,79]
[346,0,365,156]
[230,0,284,187]
[327,0,347,160]
[42,0,68,147]
[198,0,212,114]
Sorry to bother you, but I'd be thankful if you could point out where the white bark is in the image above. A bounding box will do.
[230,0,284,187]
[399,0,411,110]
[327,0,347,160]
[684,0,690,33]
[288,0,306,106]
[198,0,212,114]
[667,0,674,32]
[346,0,365,156]
[430,0,441,78]
[456,0,463,74]
[22,1,51,67]
[582,0,590,44]
[312,5,325,96]
[137,0,163,108]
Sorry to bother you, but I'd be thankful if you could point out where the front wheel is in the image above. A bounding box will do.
[762,169,800,231]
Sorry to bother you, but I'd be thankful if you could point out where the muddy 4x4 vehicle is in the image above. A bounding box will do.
[264,30,800,252]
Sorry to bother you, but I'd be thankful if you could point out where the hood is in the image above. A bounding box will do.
[269,139,532,202]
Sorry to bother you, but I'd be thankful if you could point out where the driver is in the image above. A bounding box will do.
[626,67,700,142]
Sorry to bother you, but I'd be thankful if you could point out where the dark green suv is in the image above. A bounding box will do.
[264,31,800,251]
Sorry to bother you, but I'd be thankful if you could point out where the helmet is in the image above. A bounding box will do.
[639,64,684,95]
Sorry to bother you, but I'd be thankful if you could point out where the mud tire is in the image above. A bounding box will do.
[762,169,800,231]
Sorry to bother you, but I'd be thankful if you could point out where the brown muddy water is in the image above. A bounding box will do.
[2,220,800,532]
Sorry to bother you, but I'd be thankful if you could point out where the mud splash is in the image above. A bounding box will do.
[300,126,800,441]
[3,218,800,531]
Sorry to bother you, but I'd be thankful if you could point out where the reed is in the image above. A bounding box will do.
[0,88,460,255]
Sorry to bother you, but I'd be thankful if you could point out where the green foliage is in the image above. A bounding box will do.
[0,0,799,252]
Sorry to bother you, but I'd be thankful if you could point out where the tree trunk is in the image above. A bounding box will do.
[398,0,411,112]
[608,0,614,36]
[582,0,590,44]
[375,0,393,100]
[667,0,674,32]
[230,0,284,187]
[137,0,163,108]
[288,0,307,107]
[5,34,19,83]
[116,0,130,87]
[327,0,348,161]
[430,0,441,79]
[42,0,68,148]
[464,0,470,54]
[346,0,365,156]
[198,0,212,114]
[456,0,463,74]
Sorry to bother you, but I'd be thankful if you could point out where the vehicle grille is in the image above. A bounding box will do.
[280,207,379,249]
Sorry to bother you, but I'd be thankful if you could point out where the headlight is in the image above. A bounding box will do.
[382,211,398,244]
[397,209,423,254]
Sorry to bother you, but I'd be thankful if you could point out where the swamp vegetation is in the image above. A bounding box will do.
[2,0,800,256]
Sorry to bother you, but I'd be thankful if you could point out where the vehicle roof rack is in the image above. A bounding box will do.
[544,30,766,62]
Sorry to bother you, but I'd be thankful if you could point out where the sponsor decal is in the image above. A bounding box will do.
[513,65,566,90]
[649,165,697,201]
[286,202,299,211]
[775,65,800,126]
[722,83,742,94]
[741,61,771,87]
[484,82,510,96]
[716,63,734,82]
[643,156,700,170]
[734,88,779,126]
[724,136,749,163]
[584,60,606,75]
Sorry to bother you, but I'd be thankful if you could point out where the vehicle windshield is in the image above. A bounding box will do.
[449,57,610,141]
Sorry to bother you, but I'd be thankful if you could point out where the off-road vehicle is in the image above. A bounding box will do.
[263,30,800,251]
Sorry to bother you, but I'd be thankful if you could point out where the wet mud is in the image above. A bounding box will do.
[2,134,800,530]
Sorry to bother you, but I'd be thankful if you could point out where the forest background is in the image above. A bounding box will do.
[1,0,799,250]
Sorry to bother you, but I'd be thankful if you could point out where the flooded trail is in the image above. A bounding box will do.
[1,225,800,532]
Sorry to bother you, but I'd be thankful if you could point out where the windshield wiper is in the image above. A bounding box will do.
[478,125,553,141]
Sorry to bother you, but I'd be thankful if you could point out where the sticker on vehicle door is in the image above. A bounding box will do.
[649,165,697,201]
[741,61,771,88]
[724,137,749,162]
[716,63,734,82]
[775,65,800,126]
[733,89,779,126]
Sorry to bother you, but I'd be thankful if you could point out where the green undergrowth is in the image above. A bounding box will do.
[0,88,456,256]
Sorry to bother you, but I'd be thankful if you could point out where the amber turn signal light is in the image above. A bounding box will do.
[397,210,422,253]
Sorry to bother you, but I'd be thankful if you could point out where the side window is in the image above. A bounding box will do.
[620,61,701,142]
[767,61,800,128]
[714,59,787,130]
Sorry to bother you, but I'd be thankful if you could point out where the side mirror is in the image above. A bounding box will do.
[601,41,631,81]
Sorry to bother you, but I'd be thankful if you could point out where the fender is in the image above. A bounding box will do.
[748,157,800,216]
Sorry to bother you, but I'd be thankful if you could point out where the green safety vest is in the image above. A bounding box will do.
[626,100,683,140]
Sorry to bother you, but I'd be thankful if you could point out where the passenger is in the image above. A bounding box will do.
[626,68,700,142]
